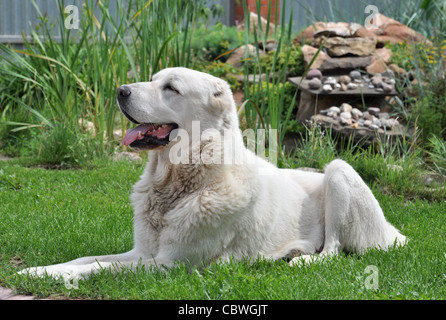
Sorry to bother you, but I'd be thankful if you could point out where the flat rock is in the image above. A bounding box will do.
[301,44,329,70]
[366,47,393,75]
[226,44,265,68]
[320,56,371,72]
[315,36,377,57]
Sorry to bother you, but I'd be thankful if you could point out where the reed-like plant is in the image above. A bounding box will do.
[240,0,298,154]
[0,0,214,164]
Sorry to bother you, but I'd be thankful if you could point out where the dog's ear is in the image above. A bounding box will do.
[212,80,225,98]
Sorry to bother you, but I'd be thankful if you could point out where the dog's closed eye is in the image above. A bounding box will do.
[163,83,181,95]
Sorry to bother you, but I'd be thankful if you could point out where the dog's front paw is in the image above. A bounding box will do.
[18,265,88,280]
[288,254,320,267]
[18,266,55,278]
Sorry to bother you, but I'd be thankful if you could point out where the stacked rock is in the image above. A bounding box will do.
[319,103,399,129]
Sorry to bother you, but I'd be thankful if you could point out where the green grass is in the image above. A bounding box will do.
[0,157,445,300]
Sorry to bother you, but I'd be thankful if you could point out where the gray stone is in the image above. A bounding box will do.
[380,69,395,79]
[349,70,362,80]
[308,77,322,90]
[340,117,352,125]
[322,84,333,92]
[324,77,337,86]
[367,107,381,116]
[306,69,323,80]
[347,82,358,90]
[340,111,352,120]
[384,118,399,128]
[382,83,393,92]
[340,103,353,113]
[371,76,383,88]
[338,75,351,84]
[372,120,382,128]
[351,108,363,118]
[328,106,341,113]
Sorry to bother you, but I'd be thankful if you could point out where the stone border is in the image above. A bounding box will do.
[0,287,36,300]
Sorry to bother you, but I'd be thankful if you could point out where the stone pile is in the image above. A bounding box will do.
[296,14,429,76]
[305,69,396,93]
[319,103,399,130]
[294,14,429,46]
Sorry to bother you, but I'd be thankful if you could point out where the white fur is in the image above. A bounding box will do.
[19,67,406,279]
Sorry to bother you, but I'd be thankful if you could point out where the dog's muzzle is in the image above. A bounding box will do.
[117,85,140,124]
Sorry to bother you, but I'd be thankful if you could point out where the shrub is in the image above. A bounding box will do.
[194,60,243,91]
[243,44,304,76]
[192,23,247,62]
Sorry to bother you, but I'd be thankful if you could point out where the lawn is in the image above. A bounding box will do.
[0,157,445,300]
[0,0,445,303]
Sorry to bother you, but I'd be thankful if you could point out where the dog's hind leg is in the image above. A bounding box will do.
[290,159,406,266]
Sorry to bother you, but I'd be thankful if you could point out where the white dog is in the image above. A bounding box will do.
[19,67,406,279]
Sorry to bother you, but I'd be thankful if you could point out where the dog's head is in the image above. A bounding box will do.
[117,67,238,151]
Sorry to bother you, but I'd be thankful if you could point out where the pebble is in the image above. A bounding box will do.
[318,103,400,130]
[338,75,351,84]
[340,111,352,119]
[328,106,341,113]
[340,83,347,91]
[340,103,353,113]
[384,118,399,128]
[347,82,358,90]
[378,112,390,120]
[371,76,383,88]
[309,77,322,90]
[340,117,352,125]
[367,107,380,116]
[322,84,333,92]
[324,77,337,86]
[351,108,363,118]
[349,70,361,80]
[306,69,323,80]
[372,119,382,127]
[382,83,393,92]
[380,69,395,79]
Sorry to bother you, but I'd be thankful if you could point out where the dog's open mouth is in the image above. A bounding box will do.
[123,123,178,150]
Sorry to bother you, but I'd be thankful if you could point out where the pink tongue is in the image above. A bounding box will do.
[123,124,154,146]
[122,124,173,146]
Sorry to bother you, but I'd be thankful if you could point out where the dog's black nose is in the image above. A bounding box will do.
[117,85,132,98]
